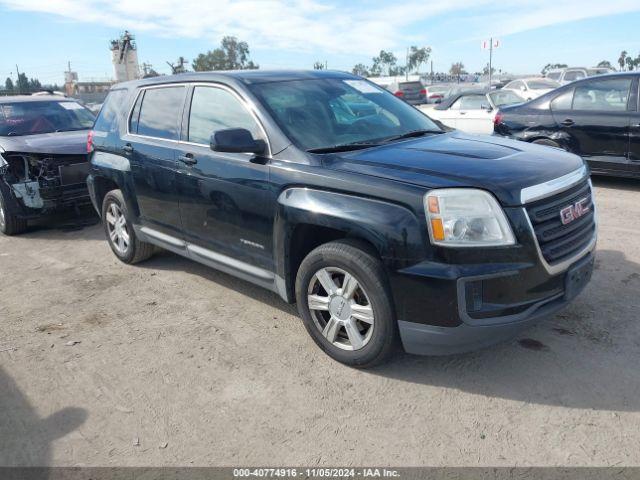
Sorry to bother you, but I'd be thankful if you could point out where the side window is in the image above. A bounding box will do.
[547,72,561,81]
[564,70,585,82]
[456,95,490,110]
[93,89,128,134]
[551,89,574,110]
[188,86,261,145]
[572,78,632,111]
[136,86,185,140]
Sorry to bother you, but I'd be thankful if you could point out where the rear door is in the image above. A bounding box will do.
[175,84,274,271]
[451,94,494,134]
[551,76,632,172]
[125,85,187,237]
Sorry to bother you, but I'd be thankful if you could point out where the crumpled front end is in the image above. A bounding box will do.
[0,150,91,218]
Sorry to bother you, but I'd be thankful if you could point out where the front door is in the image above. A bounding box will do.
[176,84,274,272]
[125,85,187,236]
[626,78,640,173]
[551,77,632,173]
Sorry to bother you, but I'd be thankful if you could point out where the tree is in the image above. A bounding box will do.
[370,50,397,77]
[167,57,188,74]
[5,77,14,92]
[28,78,41,91]
[351,63,369,77]
[618,51,627,71]
[597,60,613,69]
[482,63,496,75]
[407,46,431,73]
[541,63,567,75]
[192,36,259,71]
[449,62,466,80]
[16,72,29,94]
[313,61,326,70]
[625,56,635,71]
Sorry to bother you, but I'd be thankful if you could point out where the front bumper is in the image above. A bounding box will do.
[393,245,595,356]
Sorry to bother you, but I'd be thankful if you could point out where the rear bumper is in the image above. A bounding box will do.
[395,250,595,356]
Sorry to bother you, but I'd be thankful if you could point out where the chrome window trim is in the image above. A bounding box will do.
[523,178,597,276]
[520,165,588,204]
[125,81,272,158]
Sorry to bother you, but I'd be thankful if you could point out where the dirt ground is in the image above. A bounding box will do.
[1,176,639,467]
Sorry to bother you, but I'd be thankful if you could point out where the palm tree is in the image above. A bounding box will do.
[618,51,627,71]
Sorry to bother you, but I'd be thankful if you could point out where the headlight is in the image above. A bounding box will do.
[425,189,515,247]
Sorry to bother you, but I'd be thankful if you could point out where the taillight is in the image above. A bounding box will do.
[86,130,94,154]
[420,88,427,95]
[493,111,504,126]
[394,91,404,97]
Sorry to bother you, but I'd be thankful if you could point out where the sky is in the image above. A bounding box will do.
[1,0,640,86]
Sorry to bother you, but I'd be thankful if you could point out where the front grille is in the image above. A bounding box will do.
[526,179,596,265]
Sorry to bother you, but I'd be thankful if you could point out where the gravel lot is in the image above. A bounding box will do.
[1,176,639,467]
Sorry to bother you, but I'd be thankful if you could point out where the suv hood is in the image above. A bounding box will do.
[322,132,584,206]
[0,130,89,156]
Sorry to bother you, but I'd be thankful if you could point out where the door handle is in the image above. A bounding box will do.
[561,118,575,127]
[122,143,133,154]
[178,153,197,166]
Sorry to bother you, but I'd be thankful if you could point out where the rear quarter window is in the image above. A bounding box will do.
[93,89,128,134]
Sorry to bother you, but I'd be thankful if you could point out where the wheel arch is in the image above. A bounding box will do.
[274,187,425,303]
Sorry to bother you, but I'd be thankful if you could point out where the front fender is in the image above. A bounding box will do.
[274,187,426,299]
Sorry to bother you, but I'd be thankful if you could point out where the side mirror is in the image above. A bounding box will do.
[210,128,266,155]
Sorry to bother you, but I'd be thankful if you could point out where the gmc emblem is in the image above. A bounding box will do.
[560,197,590,225]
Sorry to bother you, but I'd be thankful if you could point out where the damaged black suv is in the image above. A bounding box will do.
[0,95,95,235]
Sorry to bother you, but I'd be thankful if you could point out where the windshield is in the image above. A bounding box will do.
[248,78,441,151]
[488,90,524,107]
[0,100,95,136]
[528,80,559,90]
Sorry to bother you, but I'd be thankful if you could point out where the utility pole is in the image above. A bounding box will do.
[489,37,493,89]
[15,64,20,93]
[405,47,410,80]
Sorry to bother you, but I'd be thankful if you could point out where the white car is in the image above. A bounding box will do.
[546,67,615,85]
[424,89,524,134]
[502,78,560,101]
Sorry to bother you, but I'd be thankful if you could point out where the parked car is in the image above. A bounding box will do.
[0,96,95,235]
[423,85,450,104]
[494,72,639,178]
[502,78,560,101]
[88,71,595,367]
[427,89,524,134]
[386,80,426,104]
[547,67,615,85]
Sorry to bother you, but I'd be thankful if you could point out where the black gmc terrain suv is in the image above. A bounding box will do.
[87,71,596,367]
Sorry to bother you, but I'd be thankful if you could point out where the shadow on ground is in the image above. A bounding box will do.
[591,174,640,192]
[0,367,87,470]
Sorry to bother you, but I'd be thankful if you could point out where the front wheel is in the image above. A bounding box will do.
[102,189,156,264]
[295,240,399,367]
[0,190,27,236]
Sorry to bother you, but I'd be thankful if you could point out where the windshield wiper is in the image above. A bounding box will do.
[55,127,89,133]
[307,142,380,154]
[379,129,443,144]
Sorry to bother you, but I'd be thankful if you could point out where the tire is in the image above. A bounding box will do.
[295,239,399,368]
[0,190,27,236]
[532,138,562,149]
[101,189,155,264]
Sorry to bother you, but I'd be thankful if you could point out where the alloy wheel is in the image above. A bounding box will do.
[307,267,375,351]
[105,202,130,255]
